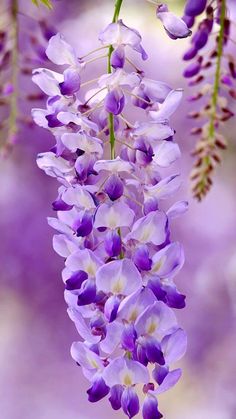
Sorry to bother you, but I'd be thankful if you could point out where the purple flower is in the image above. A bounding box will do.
[156,4,192,40]
[184,0,207,17]
[33,18,187,418]
[99,20,148,63]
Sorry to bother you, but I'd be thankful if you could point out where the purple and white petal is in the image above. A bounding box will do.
[157,5,192,39]
[94,157,133,174]
[144,174,181,201]
[126,211,167,246]
[94,202,135,230]
[61,132,103,155]
[161,328,187,364]
[167,200,189,219]
[96,259,142,296]
[66,248,102,276]
[37,152,74,180]
[149,89,183,121]
[135,301,177,339]
[151,242,185,278]
[152,141,181,167]
[46,33,78,67]
[118,288,156,323]
[150,368,182,395]
[32,68,63,96]
[103,357,149,387]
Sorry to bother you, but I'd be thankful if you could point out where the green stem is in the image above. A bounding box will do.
[208,0,226,140]
[108,0,124,159]
[8,0,19,143]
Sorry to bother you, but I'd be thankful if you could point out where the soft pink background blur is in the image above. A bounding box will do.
[1,1,236,418]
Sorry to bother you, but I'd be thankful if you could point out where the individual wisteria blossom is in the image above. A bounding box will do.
[156,3,192,39]
[182,0,236,200]
[33,1,188,417]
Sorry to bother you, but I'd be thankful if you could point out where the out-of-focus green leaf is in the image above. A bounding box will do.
[31,0,53,9]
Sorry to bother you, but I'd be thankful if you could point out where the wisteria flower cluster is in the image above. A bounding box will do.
[0,0,55,155]
[32,4,187,418]
[182,0,236,199]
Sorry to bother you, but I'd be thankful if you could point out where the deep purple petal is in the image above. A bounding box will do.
[65,270,88,291]
[111,46,125,68]
[52,197,73,211]
[121,324,137,351]
[104,230,122,257]
[59,69,81,96]
[104,295,120,322]
[183,62,201,78]
[76,212,93,237]
[133,245,152,271]
[145,337,165,365]
[165,285,186,309]
[182,14,195,28]
[121,387,139,418]
[109,385,124,410]
[143,396,163,419]
[183,45,198,61]
[46,113,64,128]
[77,279,96,306]
[185,0,207,17]
[152,365,169,385]
[104,174,124,201]
[144,198,159,215]
[87,377,110,403]
[192,27,209,50]
[104,89,125,115]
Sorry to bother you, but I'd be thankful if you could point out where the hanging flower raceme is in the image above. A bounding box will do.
[182,0,236,200]
[0,0,56,156]
[32,5,187,417]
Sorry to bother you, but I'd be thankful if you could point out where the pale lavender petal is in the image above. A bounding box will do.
[150,369,182,395]
[96,259,142,296]
[71,341,103,371]
[67,308,101,344]
[167,200,189,219]
[94,157,133,174]
[46,33,78,66]
[149,89,183,121]
[118,288,156,323]
[144,174,181,201]
[94,202,135,230]
[161,328,187,364]
[66,248,102,276]
[37,152,74,179]
[103,357,149,387]
[151,242,185,278]
[135,301,177,339]
[133,122,174,140]
[153,141,181,167]
[53,234,78,257]
[61,132,103,155]
[100,321,123,354]
[126,211,167,246]
[62,186,96,210]
[157,5,192,39]
[32,68,62,96]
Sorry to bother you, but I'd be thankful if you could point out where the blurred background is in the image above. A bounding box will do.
[0,0,236,418]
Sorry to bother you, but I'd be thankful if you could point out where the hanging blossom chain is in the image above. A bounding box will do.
[0,0,56,156]
[32,1,190,418]
[182,0,235,200]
